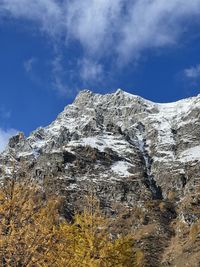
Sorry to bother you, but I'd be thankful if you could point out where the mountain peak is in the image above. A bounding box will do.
[78,89,93,95]
[115,88,125,94]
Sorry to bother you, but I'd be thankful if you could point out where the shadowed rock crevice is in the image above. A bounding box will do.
[136,122,163,200]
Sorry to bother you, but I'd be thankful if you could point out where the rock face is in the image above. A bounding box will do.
[0,89,200,266]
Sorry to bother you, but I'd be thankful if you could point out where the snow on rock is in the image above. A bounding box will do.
[67,134,134,157]
[178,146,200,162]
[1,89,199,179]
[111,161,133,177]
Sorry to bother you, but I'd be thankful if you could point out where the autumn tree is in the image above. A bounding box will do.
[53,195,137,267]
[0,175,60,267]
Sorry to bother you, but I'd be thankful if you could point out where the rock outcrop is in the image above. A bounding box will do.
[0,89,200,266]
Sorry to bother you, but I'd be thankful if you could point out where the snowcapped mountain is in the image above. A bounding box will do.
[0,89,200,265]
[1,89,199,199]
[2,89,200,198]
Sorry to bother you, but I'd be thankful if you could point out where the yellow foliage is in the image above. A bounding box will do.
[0,180,136,266]
[0,177,60,266]
[135,249,144,267]
[52,196,136,267]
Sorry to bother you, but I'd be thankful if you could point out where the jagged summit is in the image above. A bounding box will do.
[2,89,199,186]
[75,88,148,102]
[74,88,200,111]
[2,90,200,158]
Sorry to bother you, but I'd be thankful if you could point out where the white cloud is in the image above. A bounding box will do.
[66,0,123,56]
[1,0,200,81]
[79,59,103,82]
[184,64,200,79]
[0,128,17,153]
[116,0,200,62]
[0,0,64,38]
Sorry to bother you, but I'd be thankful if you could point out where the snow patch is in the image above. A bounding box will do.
[178,146,200,162]
[111,161,133,177]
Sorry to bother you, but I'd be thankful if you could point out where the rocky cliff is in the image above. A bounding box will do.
[0,89,200,266]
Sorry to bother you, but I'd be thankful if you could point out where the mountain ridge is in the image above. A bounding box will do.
[1,89,200,196]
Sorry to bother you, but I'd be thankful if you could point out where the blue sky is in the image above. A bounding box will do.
[0,0,200,151]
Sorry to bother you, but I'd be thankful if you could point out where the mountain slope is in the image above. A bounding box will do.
[0,89,200,266]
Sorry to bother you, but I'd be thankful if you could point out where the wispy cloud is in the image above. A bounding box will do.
[24,57,37,73]
[1,0,200,87]
[51,55,70,95]
[0,0,64,38]
[79,58,103,83]
[184,64,200,79]
[0,128,17,153]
